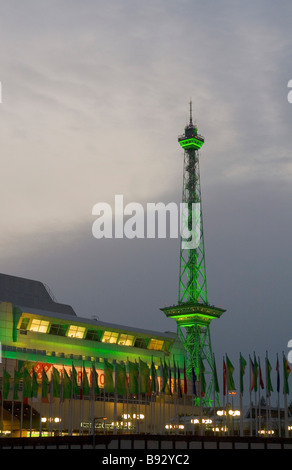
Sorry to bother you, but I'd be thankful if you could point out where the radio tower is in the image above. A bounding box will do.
[161,101,225,406]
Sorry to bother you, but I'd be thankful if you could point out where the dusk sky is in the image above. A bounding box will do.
[1,1,292,384]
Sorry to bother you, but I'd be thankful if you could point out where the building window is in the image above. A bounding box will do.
[67,325,85,339]
[49,324,67,337]
[30,319,50,334]
[19,317,30,331]
[117,334,134,346]
[85,329,100,341]
[148,339,164,351]
[134,338,148,349]
[102,331,119,344]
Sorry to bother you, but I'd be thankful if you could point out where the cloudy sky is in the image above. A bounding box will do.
[0,0,292,382]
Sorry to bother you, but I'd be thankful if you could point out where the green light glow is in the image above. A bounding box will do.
[179,138,204,150]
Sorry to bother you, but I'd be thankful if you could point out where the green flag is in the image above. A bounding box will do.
[116,363,127,395]
[91,364,100,396]
[240,354,247,394]
[254,355,258,392]
[173,359,177,393]
[151,359,157,393]
[128,361,139,394]
[104,360,114,394]
[72,364,79,397]
[283,355,291,395]
[226,355,236,391]
[63,368,72,399]
[161,359,170,394]
[199,358,206,396]
[3,370,11,399]
[41,368,49,400]
[213,354,220,394]
[139,360,150,394]
[23,368,32,398]
[52,367,60,398]
[31,369,38,398]
[82,367,90,397]
[13,370,22,400]
[266,357,273,396]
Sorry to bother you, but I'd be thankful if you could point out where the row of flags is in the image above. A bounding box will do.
[1,353,292,403]
[1,358,180,402]
[219,353,292,397]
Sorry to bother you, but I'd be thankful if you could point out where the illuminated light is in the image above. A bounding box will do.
[67,325,86,339]
[258,429,275,435]
[178,137,204,150]
[117,334,134,346]
[30,319,50,334]
[102,331,119,344]
[148,339,164,351]
[191,419,200,424]
[41,417,47,423]
[54,417,61,423]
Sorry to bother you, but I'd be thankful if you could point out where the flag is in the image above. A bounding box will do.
[177,366,182,398]
[91,364,100,396]
[128,361,139,394]
[276,355,280,393]
[173,359,177,393]
[31,369,39,398]
[191,367,197,396]
[249,357,255,392]
[139,360,150,394]
[41,368,49,400]
[52,366,60,398]
[23,368,32,398]
[223,358,227,396]
[72,364,79,397]
[3,370,11,400]
[168,360,172,395]
[151,358,157,393]
[183,359,188,395]
[82,367,90,397]
[63,368,72,399]
[226,355,236,391]
[258,358,264,390]
[213,354,220,394]
[240,354,247,394]
[116,363,127,395]
[13,370,22,400]
[283,354,291,395]
[266,357,273,397]
[254,355,258,392]
[161,359,170,394]
[104,360,114,394]
[200,358,206,397]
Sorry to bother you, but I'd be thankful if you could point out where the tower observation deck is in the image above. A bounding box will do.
[161,102,225,406]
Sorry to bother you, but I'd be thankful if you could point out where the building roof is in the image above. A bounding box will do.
[0,273,76,316]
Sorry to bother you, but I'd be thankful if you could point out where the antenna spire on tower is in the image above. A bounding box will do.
[189,98,193,125]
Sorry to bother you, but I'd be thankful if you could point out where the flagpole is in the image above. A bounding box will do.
[20,369,24,438]
[258,356,261,433]
[11,369,14,436]
[239,354,243,437]
[113,361,117,435]
[276,353,281,437]
[249,355,253,437]
[283,352,290,438]
[1,361,4,436]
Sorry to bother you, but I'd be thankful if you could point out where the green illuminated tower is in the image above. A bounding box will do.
[161,102,225,406]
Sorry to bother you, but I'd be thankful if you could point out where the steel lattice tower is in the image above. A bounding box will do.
[161,102,225,406]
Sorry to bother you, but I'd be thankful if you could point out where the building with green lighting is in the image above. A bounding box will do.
[0,273,196,437]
